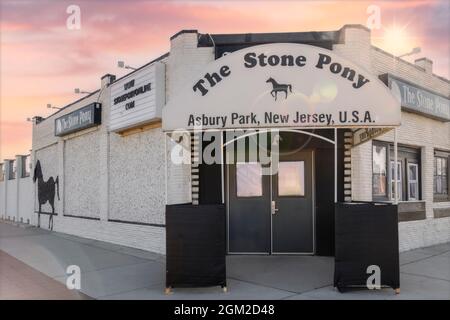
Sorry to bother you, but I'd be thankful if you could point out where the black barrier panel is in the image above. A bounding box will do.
[166,204,226,289]
[334,202,400,292]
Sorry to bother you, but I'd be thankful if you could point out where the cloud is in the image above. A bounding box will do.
[0,0,448,159]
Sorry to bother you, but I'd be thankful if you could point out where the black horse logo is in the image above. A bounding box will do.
[33,160,59,230]
[266,77,292,101]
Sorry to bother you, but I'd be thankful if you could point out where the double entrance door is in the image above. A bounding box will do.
[228,150,314,254]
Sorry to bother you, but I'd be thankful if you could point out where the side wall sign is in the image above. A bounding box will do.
[110,62,165,132]
[352,127,392,147]
[55,102,101,136]
[384,74,450,122]
[162,43,401,131]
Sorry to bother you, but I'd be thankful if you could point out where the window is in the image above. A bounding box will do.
[390,161,402,201]
[22,155,31,178]
[373,143,388,198]
[0,164,4,182]
[434,151,449,201]
[236,162,262,197]
[407,163,419,201]
[8,160,16,180]
[373,141,421,201]
[278,161,305,196]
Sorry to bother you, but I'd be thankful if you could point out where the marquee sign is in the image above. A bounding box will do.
[385,74,450,122]
[110,62,165,132]
[162,43,401,131]
[55,103,101,136]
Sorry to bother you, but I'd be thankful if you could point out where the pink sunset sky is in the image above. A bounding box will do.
[0,0,449,160]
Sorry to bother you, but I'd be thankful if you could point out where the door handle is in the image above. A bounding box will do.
[271,200,279,215]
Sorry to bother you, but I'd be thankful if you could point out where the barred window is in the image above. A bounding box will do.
[434,156,448,197]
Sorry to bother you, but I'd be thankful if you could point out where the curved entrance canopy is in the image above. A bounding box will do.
[162,43,401,131]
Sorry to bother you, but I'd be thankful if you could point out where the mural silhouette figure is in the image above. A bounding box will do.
[33,160,59,230]
[266,77,292,101]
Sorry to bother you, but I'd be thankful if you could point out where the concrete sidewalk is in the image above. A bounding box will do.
[0,221,449,299]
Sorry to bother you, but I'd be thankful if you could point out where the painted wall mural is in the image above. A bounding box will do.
[33,160,59,230]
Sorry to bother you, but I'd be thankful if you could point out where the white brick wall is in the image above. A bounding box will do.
[167,32,214,102]
[374,113,450,251]
[25,73,171,253]
[2,26,448,255]
[53,215,166,253]
[64,130,101,219]
[165,32,214,205]
[166,133,192,205]
[399,218,450,252]
[6,170,18,220]
[1,32,216,255]
[351,141,373,201]
[333,25,373,73]
[109,128,166,225]
[342,26,450,251]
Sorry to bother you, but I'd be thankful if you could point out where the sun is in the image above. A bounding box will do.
[383,26,410,55]
[374,23,418,57]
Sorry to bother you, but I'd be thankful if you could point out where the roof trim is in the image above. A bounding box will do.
[372,46,449,84]
[37,89,101,124]
[110,52,169,85]
[198,30,340,47]
[101,73,116,80]
[170,29,198,40]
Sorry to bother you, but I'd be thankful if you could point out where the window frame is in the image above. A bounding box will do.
[8,160,16,180]
[235,162,263,198]
[372,141,421,202]
[390,160,403,201]
[407,162,419,201]
[21,155,31,178]
[372,141,389,201]
[434,150,450,202]
[277,160,306,197]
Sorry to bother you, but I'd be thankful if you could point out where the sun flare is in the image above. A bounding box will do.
[378,24,417,57]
